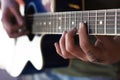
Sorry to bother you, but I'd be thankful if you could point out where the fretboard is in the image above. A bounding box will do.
[26,9,120,35]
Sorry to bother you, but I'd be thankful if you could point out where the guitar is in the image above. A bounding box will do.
[1,0,120,77]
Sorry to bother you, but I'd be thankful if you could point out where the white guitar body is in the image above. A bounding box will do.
[0,0,69,77]
[9,35,44,77]
[0,0,47,77]
[0,14,44,77]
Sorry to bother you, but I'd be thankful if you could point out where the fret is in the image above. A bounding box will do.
[54,13,59,34]
[82,11,89,23]
[32,14,43,33]
[59,12,66,33]
[50,13,54,33]
[32,16,37,33]
[104,10,107,35]
[52,13,56,34]
[115,9,117,35]
[64,12,68,32]
[58,14,63,33]
[88,11,90,34]
[82,11,89,32]
[54,13,57,33]
[48,13,52,33]
[117,9,120,34]
[71,12,76,29]
[55,13,60,33]
[95,10,97,34]
[67,12,71,31]
[74,12,77,28]
[67,11,77,30]
[49,13,54,33]
[53,13,56,33]
[45,14,48,33]
[76,11,82,29]
[43,16,47,33]
[89,11,96,34]
[106,10,115,34]
[40,15,44,33]
[97,10,105,34]
[81,11,83,22]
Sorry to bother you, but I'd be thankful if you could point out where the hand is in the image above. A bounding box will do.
[54,23,120,64]
[1,0,29,38]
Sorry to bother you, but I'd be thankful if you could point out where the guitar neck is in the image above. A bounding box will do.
[26,8,120,36]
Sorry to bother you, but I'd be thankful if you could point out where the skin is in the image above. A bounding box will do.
[1,0,29,38]
[55,23,120,64]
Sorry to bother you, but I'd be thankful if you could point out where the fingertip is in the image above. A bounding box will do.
[54,42,58,47]
[79,22,83,29]
[79,22,86,31]
[54,42,62,54]
[71,27,77,33]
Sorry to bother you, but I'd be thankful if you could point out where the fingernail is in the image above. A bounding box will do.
[62,31,67,37]
[63,31,67,34]
[54,42,57,46]
[72,27,77,32]
[79,22,82,28]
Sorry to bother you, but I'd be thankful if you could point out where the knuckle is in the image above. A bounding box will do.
[89,57,105,64]
[8,29,13,35]
[80,42,88,50]
[66,32,71,39]
[7,30,15,38]
[8,34,14,38]
[66,45,75,53]
[62,53,69,59]
[19,20,24,27]
[59,38,63,44]
[59,36,64,44]
[1,13,7,22]
[1,18,3,22]
[1,17,5,23]
[86,50,106,64]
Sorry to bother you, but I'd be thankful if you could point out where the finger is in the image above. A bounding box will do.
[3,21,28,38]
[66,28,77,52]
[54,42,62,56]
[78,23,102,62]
[59,31,67,54]
[55,42,75,59]
[79,22,94,53]
[59,31,75,59]
[4,24,29,38]
[65,28,88,61]
[13,30,29,38]
[9,4,24,27]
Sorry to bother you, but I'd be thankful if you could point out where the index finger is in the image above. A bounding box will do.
[78,23,103,63]
[79,23,93,53]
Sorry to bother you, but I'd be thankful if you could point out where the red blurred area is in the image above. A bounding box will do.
[16,0,24,5]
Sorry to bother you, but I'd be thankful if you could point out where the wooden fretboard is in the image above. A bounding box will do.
[26,8,120,35]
